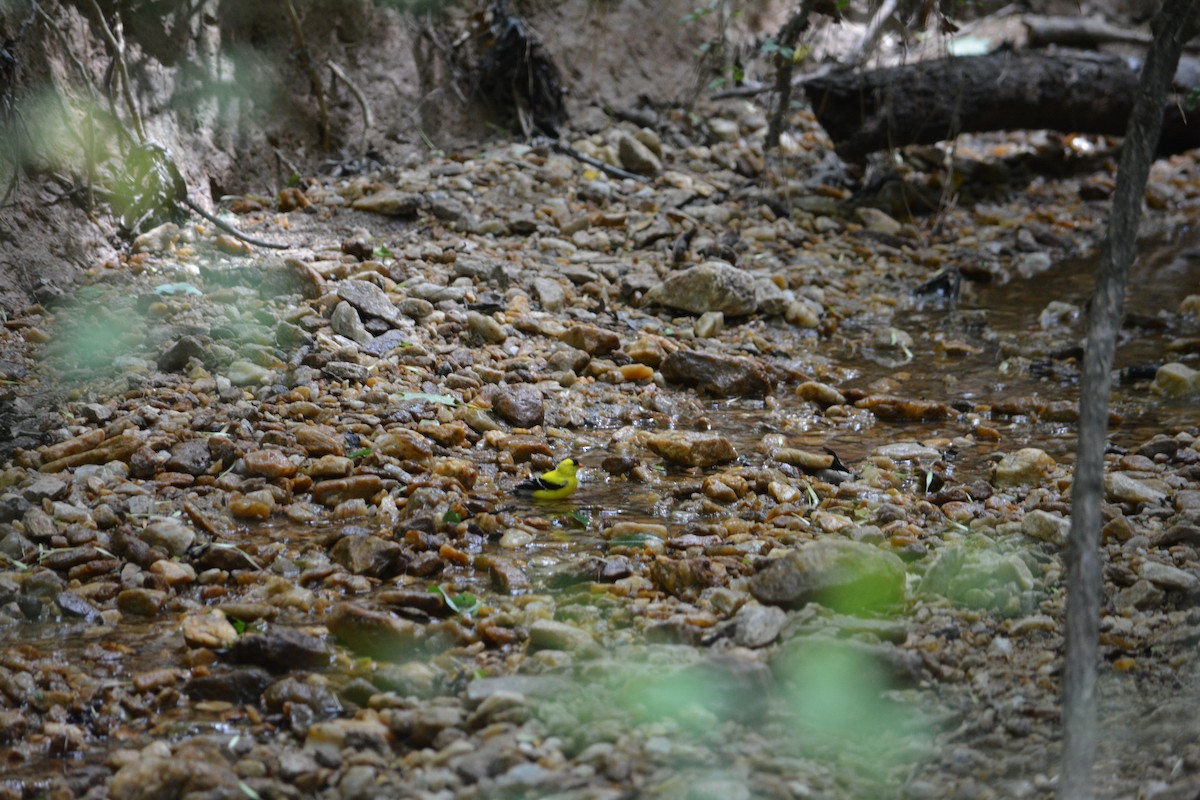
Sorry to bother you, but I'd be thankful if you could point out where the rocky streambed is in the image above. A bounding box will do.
[1,103,1199,800]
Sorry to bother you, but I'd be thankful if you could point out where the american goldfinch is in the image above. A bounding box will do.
[514,458,579,501]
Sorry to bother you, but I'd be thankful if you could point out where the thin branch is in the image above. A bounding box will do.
[326,59,373,153]
[550,140,646,183]
[83,0,145,142]
[283,0,330,152]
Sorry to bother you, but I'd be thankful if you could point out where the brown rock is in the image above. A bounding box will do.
[660,350,772,398]
[374,429,433,460]
[330,534,406,578]
[494,385,545,428]
[645,430,737,467]
[311,475,383,506]
[561,324,621,356]
[244,449,298,479]
[293,425,344,457]
[327,603,424,660]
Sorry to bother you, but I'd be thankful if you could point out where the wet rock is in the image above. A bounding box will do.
[856,207,902,235]
[330,301,372,344]
[338,279,402,326]
[749,540,905,613]
[467,310,507,343]
[230,628,329,672]
[1021,509,1070,546]
[117,588,167,617]
[644,261,758,316]
[374,429,433,460]
[660,350,772,397]
[918,545,1037,616]
[157,335,209,372]
[230,489,275,519]
[327,603,423,660]
[140,519,195,557]
[531,277,565,311]
[993,448,1056,487]
[187,667,273,704]
[165,439,211,476]
[294,425,344,457]
[1105,472,1168,505]
[1151,362,1198,397]
[694,310,724,338]
[305,455,353,478]
[494,385,544,428]
[244,449,298,479]
[528,619,600,656]
[1139,560,1200,592]
[22,475,66,503]
[1115,579,1166,611]
[732,602,787,648]
[227,360,273,386]
[645,430,737,467]
[330,534,405,578]
[855,395,955,421]
[650,556,728,599]
[183,609,240,649]
[109,738,239,800]
[562,323,620,356]
[56,591,101,622]
[617,133,661,175]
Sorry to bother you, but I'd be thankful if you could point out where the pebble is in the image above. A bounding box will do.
[493,384,545,428]
[1151,362,1198,397]
[229,489,275,519]
[244,449,298,479]
[1020,509,1070,546]
[467,311,507,343]
[1105,472,1168,505]
[1139,560,1200,592]
[312,475,383,506]
[227,360,273,386]
[562,323,620,355]
[140,519,196,557]
[528,619,600,655]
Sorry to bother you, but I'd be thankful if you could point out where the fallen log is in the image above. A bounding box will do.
[803,50,1200,160]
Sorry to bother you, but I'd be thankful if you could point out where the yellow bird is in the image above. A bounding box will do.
[514,458,579,501]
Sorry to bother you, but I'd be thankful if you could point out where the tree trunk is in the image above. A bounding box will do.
[1060,3,1200,799]
[803,51,1200,160]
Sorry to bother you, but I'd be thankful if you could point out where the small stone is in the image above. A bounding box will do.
[617,133,661,175]
[305,455,353,478]
[229,489,275,519]
[165,440,212,476]
[330,301,372,344]
[244,449,298,479]
[494,385,544,428]
[226,360,273,387]
[561,324,620,356]
[490,558,530,593]
[374,429,433,460]
[645,430,737,467]
[467,311,507,343]
[1115,579,1166,611]
[150,559,196,587]
[532,277,565,312]
[117,588,167,617]
[141,519,195,557]
[733,603,787,648]
[294,425,344,457]
[132,222,182,253]
[694,310,724,338]
[786,300,821,328]
[1021,509,1070,546]
[158,335,209,372]
[331,534,405,578]
[749,540,906,613]
[350,189,421,217]
[856,207,903,235]
[528,619,599,655]
[993,448,1056,487]
[795,381,845,406]
[1038,300,1079,330]
[338,279,403,326]
[311,475,383,506]
[22,475,67,503]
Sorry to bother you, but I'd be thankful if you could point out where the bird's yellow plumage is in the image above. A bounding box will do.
[515,458,579,501]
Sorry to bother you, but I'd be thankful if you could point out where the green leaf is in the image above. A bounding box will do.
[374,244,392,258]
[287,174,301,188]
[568,509,592,529]
[347,447,372,459]
[452,592,480,615]
[443,510,464,525]
[230,617,247,636]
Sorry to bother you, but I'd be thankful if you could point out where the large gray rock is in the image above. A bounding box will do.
[749,540,906,614]
[644,261,758,316]
[337,280,402,327]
